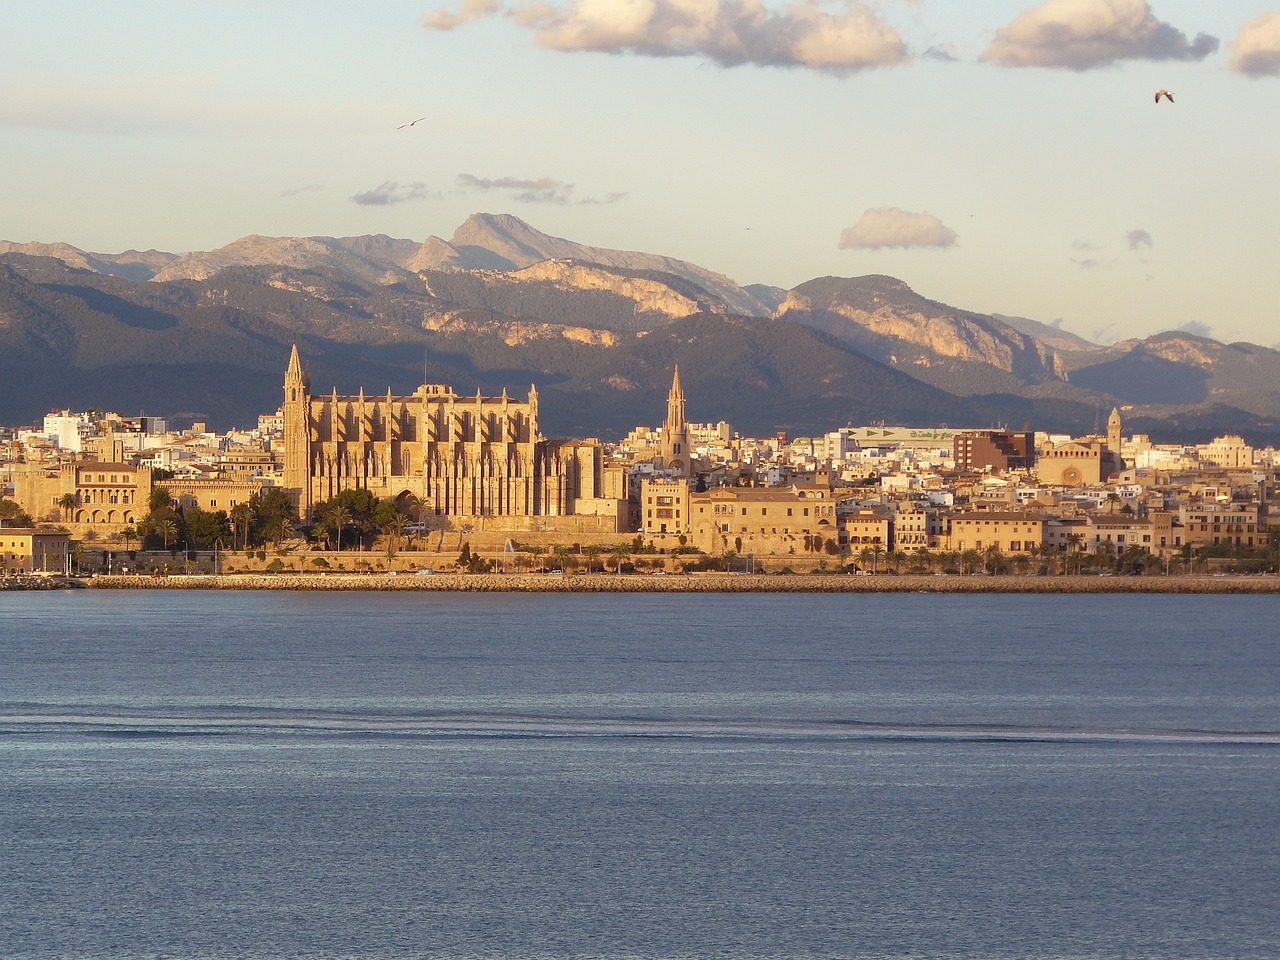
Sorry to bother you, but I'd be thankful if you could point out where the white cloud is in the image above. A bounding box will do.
[980,0,1218,70]
[351,181,433,205]
[455,173,626,205]
[838,208,957,250]
[1176,319,1213,339]
[423,0,501,30]
[431,0,909,73]
[1230,12,1280,77]
[1126,228,1152,250]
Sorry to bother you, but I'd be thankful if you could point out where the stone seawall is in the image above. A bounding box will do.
[0,575,82,591]
[81,573,1280,594]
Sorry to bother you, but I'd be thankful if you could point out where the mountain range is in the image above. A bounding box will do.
[3,213,1278,443]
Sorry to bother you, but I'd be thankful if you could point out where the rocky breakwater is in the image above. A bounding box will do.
[83,573,1280,593]
[0,575,82,591]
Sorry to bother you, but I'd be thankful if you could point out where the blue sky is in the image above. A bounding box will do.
[3,1,1278,346]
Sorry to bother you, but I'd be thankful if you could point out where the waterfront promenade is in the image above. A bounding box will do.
[68,572,1280,593]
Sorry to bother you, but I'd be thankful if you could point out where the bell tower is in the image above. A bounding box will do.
[283,344,312,518]
[659,366,691,477]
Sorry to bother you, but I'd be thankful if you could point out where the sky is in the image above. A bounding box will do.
[2,1,1279,347]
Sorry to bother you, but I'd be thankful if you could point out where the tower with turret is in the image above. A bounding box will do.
[1107,407,1124,465]
[658,367,691,477]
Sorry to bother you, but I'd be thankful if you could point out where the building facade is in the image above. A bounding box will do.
[954,431,1035,472]
[281,346,615,527]
[1,528,72,576]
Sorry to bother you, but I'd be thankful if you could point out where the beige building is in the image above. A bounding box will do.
[1179,502,1261,549]
[164,477,269,514]
[949,512,1046,554]
[893,501,946,553]
[1,528,72,576]
[281,345,623,529]
[1035,440,1122,486]
[839,507,894,553]
[640,478,690,535]
[1197,435,1254,470]
[646,484,840,555]
[11,460,151,528]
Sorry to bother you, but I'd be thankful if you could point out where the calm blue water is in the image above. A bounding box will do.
[1,591,1277,959]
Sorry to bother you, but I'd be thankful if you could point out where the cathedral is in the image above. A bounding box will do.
[281,346,613,524]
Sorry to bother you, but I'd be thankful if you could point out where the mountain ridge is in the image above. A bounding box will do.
[4,214,1279,442]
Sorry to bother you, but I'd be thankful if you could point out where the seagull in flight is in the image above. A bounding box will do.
[1154,89,1174,104]
[398,117,427,129]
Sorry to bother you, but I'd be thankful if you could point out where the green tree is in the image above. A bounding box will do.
[323,502,352,551]
[247,488,295,546]
[0,499,34,527]
[184,508,231,550]
[229,502,256,551]
[155,517,178,549]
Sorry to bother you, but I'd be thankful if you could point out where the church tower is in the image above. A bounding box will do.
[1107,407,1123,457]
[659,366,691,477]
[283,344,312,518]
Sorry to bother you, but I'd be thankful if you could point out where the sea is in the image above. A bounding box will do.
[1,590,1277,960]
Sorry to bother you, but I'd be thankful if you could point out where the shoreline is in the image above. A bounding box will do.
[67,572,1280,594]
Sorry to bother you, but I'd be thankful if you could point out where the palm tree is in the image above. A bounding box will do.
[607,545,630,575]
[121,525,138,553]
[230,502,256,550]
[57,493,78,522]
[1064,533,1085,574]
[983,544,1006,575]
[325,503,352,551]
[381,512,408,555]
[272,516,294,547]
[155,518,177,550]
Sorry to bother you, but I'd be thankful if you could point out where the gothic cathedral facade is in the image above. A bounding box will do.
[281,346,590,521]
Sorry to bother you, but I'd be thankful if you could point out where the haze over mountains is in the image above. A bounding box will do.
[2,213,1278,442]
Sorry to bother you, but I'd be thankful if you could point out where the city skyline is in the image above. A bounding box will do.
[3,1,1279,348]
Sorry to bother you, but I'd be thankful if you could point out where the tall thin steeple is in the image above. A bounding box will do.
[285,343,309,400]
[660,366,690,476]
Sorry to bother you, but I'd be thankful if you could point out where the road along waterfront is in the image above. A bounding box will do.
[76,572,1280,593]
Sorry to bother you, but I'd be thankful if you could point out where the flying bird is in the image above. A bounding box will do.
[397,117,427,129]
[1154,89,1174,104]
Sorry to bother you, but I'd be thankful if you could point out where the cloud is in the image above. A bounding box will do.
[981,0,1218,70]
[351,181,433,206]
[428,0,909,73]
[1072,257,1101,269]
[455,173,626,205]
[838,207,957,250]
[1126,228,1152,250]
[1176,319,1213,339]
[423,0,501,30]
[281,183,324,197]
[1230,12,1280,77]
[1071,239,1095,253]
